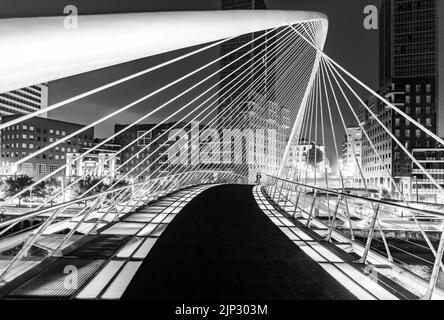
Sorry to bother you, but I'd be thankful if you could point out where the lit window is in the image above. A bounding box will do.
[21,163,33,175]
[36,164,46,174]
[426,95,432,104]
[416,96,421,104]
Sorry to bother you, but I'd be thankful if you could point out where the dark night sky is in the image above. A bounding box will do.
[0,0,380,160]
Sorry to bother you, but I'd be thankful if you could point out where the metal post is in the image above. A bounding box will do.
[283,184,291,211]
[422,224,444,300]
[272,179,279,201]
[293,189,301,218]
[305,190,318,228]
[326,195,341,242]
[355,204,380,264]
[377,220,393,262]
[343,197,355,241]
[277,182,285,205]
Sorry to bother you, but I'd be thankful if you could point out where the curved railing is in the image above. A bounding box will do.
[264,174,444,300]
[0,170,244,286]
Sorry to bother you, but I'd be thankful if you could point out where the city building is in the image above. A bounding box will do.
[362,0,444,194]
[341,127,362,182]
[410,148,444,204]
[114,123,173,181]
[285,138,331,181]
[0,115,94,180]
[218,0,276,121]
[0,84,48,118]
[361,94,394,191]
[223,92,290,183]
[66,139,121,183]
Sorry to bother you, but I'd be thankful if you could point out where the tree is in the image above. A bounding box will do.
[5,175,34,206]
[32,181,50,199]
[110,179,129,189]
[76,176,107,197]
[307,143,324,168]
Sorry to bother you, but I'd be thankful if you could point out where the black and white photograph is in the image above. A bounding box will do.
[0,0,443,312]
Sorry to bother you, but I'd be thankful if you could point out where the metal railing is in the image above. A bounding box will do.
[264,174,444,300]
[0,170,245,286]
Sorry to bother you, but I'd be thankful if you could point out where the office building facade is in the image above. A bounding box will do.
[0,84,48,118]
[0,115,94,180]
[362,0,443,193]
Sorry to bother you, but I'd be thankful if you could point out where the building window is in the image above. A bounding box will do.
[22,143,27,149]
[49,165,59,173]
[405,130,410,138]
[426,118,432,127]
[21,163,33,175]
[416,96,421,104]
[49,129,54,134]
[36,164,46,175]
[426,84,432,93]
[406,84,411,93]
[426,95,432,104]
[416,130,421,138]
[137,131,152,146]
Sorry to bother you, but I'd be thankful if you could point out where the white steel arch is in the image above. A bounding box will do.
[0,10,328,94]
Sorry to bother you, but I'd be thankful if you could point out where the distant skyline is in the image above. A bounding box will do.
[0,0,380,161]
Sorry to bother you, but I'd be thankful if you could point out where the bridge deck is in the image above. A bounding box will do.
[121,184,356,300]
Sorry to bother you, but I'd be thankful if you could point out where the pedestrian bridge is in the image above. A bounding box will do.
[0,10,444,300]
[0,184,413,300]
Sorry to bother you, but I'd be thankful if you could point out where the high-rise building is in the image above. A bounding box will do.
[362,0,443,193]
[0,84,48,118]
[218,1,288,182]
[218,0,276,121]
